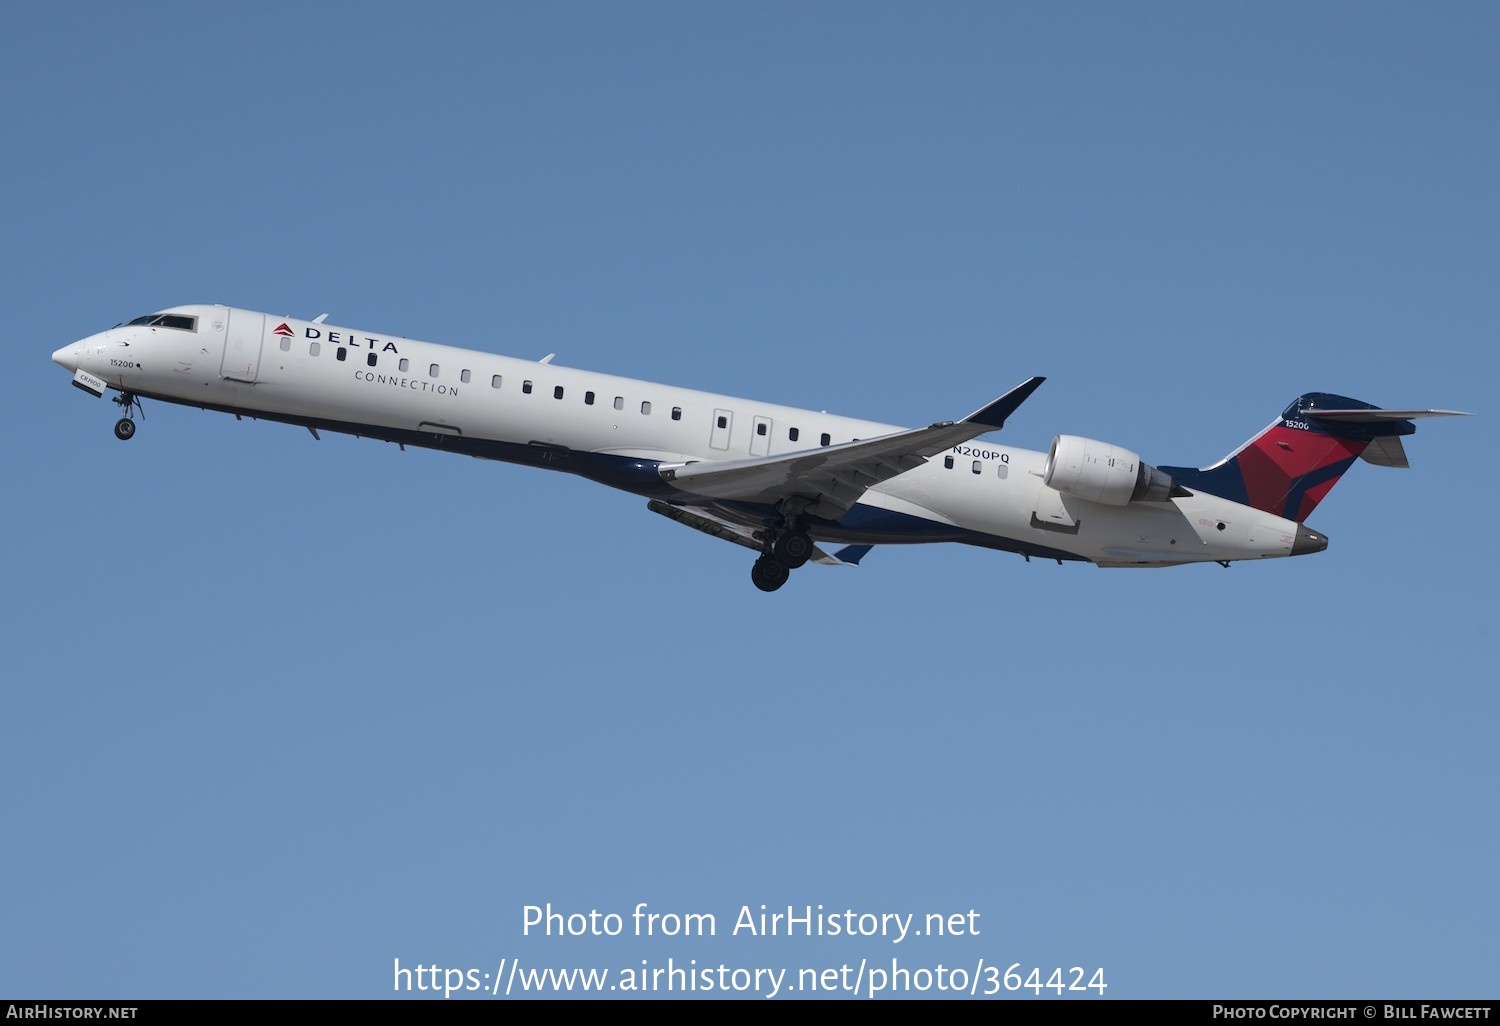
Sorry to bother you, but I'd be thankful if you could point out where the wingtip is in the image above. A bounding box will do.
[964,376,1046,430]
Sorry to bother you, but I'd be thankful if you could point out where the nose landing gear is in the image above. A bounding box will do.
[112,392,143,441]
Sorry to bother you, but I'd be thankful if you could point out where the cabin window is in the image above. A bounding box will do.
[613,396,624,411]
[429,363,439,378]
[717,415,728,429]
[554,385,565,400]
[585,391,595,405]
[491,374,503,389]
[671,407,682,421]
[309,341,321,356]
[640,401,652,415]
[279,337,290,352]
[461,369,471,384]
[522,380,533,394]
[972,460,982,474]
[756,422,768,436]
[820,433,831,447]
[366,353,377,367]
[997,464,1008,480]
[399,358,409,372]
[336,347,347,362]
[944,455,954,469]
[789,427,799,442]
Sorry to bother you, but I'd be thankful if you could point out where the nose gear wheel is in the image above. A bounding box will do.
[112,392,144,441]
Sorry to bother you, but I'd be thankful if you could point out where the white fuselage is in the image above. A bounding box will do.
[52,304,1305,568]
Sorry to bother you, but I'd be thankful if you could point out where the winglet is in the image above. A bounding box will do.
[962,376,1046,430]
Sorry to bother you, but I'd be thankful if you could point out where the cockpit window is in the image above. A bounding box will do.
[126,313,198,331]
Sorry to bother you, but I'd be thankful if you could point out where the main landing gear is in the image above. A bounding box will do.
[112,391,143,441]
[749,516,814,593]
[751,555,790,593]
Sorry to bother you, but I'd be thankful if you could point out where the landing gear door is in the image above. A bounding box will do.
[221,309,265,383]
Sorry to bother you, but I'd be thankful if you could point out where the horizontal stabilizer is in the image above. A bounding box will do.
[1309,406,1470,470]
[1306,408,1471,422]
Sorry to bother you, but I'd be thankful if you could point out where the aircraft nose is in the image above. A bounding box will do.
[53,344,78,371]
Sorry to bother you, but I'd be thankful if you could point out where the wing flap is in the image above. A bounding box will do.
[646,499,762,553]
[647,500,851,566]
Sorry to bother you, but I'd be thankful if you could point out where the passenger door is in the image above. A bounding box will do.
[220,309,265,383]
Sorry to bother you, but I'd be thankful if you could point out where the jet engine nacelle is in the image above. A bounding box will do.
[1043,434,1176,505]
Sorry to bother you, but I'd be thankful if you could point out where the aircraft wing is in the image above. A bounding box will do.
[657,377,1044,520]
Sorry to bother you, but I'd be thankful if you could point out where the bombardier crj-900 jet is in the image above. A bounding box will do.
[52,305,1467,592]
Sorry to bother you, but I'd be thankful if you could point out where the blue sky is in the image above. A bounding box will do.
[4,1,1495,1001]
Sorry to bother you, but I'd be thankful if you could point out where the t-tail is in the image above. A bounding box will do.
[1159,393,1470,523]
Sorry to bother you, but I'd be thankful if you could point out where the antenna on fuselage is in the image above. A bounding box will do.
[312,313,329,324]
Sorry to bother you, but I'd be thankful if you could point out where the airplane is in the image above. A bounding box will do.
[51,304,1468,592]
